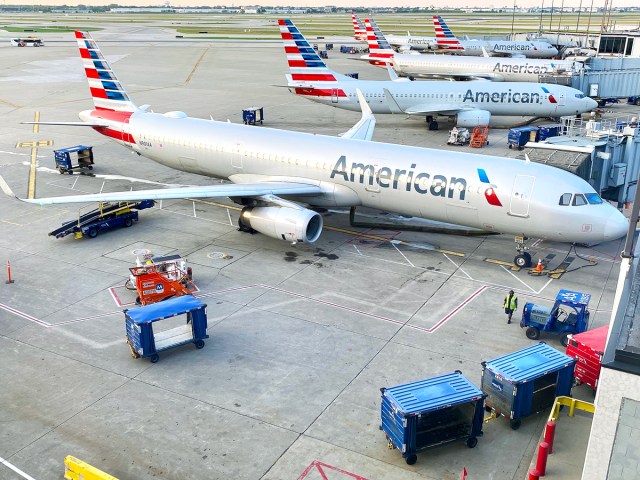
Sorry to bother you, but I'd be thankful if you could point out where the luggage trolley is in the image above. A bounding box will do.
[54,145,94,174]
[125,295,208,363]
[380,371,486,465]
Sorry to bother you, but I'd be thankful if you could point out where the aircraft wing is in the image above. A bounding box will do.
[20,182,322,206]
[408,73,496,82]
[383,89,465,115]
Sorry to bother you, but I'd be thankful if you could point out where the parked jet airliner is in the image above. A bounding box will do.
[282,20,595,130]
[22,29,627,267]
[434,16,559,58]
[352,12,436,52]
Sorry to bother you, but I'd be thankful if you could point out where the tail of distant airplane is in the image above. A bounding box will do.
[363,18,394,66]
[352,12,366,41]
[279,19,352,100]
[433,15,464,51]
[75,31,138,112]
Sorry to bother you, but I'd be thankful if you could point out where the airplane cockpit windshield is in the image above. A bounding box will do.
[559,193,604,206]
[575,93,585,99]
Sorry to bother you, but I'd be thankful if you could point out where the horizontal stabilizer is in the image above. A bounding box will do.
[21,121,109,127]
[20,182,323,206]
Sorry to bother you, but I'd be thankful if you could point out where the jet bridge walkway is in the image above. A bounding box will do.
[49,200,154,239]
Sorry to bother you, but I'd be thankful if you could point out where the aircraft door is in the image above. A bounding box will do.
[331,89,339,103]
[232,143,242,170]
[509,174,535,217]
[557,92,566,106]
[121,117,133,148]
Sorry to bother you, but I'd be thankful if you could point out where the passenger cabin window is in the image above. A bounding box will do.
[585,193,603,204]
[573,194,588,206]
[559,193,572,206]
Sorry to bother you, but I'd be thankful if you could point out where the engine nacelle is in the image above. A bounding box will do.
[456,110,491,128]
[239,206,323,244]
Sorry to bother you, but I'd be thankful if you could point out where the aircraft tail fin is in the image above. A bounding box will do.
[364,18,394,65]
[433,15,464,51]
[75,31,138,112]
[352,12,366,40]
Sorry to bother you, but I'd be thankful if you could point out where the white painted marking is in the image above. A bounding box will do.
[226,208,233,225]
[352,245,363,256]
[193,201,197,218]
[0,456,38,480]
[443,253,472,280]
[0,175,15,196]
[500,265,537,293]
[391,241,415,267]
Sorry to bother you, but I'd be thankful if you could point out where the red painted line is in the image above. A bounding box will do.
[0,302,49,327]
[298,460,370,480]
[109,287,125,307]
[426,285,489,333]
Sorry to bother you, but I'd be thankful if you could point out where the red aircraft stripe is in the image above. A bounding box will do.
[85,68,100,79]
[281,32,293,40]
[288,60,309,67]
[285,46,300,53]
[95,127,136,144]
[90,109,133,122]
[79,48,91,59]
[294,88,347,97]
[291,73,336,81]
[89,87,107,99]
[74,31,84,39]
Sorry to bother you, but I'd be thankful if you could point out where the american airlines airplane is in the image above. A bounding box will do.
[282,20,595,130]
[22,29,627,268]
[434,15,559,59]
[352,12,436,52]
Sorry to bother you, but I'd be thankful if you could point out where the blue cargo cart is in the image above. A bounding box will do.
[54,145,94,174]
[380,371,486,465]
[481,342,575,430]
[242,107,264,125]
[125,295,208,363]
[537,123,560,141]
[507,126,539,150]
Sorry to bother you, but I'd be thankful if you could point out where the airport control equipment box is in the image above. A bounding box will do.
[125,295,208,363]
[566,325,609,391]
[482,342,575,430]
[380,371,485,465]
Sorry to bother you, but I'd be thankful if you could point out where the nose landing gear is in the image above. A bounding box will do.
[514,235,532,268]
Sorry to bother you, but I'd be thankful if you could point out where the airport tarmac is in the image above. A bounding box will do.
[0,22,633,480]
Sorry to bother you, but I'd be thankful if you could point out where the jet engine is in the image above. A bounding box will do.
[239,206,323,244]
[456,110,491,128]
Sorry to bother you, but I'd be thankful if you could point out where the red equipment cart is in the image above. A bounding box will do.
[129,254,194,305]
[565,325,609,391]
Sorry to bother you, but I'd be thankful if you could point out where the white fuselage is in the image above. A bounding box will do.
[444,40,558,59]
[386,34,438,52]
[392,54,581,82]
[80,109,626,244]
[292,80,596,117]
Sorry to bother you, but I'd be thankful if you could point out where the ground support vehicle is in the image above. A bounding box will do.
[380,371,485,465]
[128,254,194,305]
[520,290,591,346]
[11,37,44,47]
[125,295,208,363]
[508,126,539,150]
[242,107,264,125]
[481,343,575,430]
[48,200,154,239]
[470,126,489,148]
[54,145,94,174]
[565,325,608,391]
[447,127,470,145]
[537,123,561,141]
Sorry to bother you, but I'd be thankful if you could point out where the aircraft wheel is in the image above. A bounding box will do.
[560,332,571,347]
[428,121,439,131]
[514,253,531,268]
[526,327,540,340]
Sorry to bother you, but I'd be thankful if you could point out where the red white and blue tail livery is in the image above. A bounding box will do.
[363,18,395,66]
[433,15,464,51]
[352,12,366,41]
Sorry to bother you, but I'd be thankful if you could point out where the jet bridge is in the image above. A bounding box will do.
[522,116,640,206]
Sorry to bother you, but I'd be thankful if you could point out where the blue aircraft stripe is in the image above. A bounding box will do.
[101,81,122,91]
[541,87,550,93]
[298,47,315,54]
[477,168,490,184]
[96,70,116,80]
[303,61,325,67]
[93,61,110,70]
[105,90,128,101]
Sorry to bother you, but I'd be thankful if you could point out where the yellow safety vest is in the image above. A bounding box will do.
[504,294,517,310]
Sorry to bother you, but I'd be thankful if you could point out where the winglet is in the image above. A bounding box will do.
[340,89,376,141]
[382,88,405,114]
[481,45,490,57]
[385,63,399,81]
[525,153,531,163]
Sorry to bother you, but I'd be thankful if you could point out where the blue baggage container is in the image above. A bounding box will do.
[380,371,485,465]
[508,126,539,150]
[54,145,94,174]
[242,107,263,125]
[125,295,208,363]
[481,342,575,430]
[537,123,560,141]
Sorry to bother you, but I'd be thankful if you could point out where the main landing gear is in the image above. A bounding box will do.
[513,235,532,268]
[426,115,438,131]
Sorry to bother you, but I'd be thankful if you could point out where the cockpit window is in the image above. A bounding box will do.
[585,193,603,204]
[559,193,572,206]
[575,93,585,99]
[573,193,587,206]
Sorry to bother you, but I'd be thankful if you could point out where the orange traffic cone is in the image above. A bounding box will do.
[535,259,543,272]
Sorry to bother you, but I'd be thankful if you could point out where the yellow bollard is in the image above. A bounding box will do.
[64,456,120,480]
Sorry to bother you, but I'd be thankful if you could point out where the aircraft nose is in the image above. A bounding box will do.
[603,209,629,242]
[586,97,598,110]
[550,47,559,56]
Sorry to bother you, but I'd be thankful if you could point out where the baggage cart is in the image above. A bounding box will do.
[125,295,208,363]
[129,254,194,305]
[319,50,328,59]
[380,371,485,465]
[54,145,94,174]
[537,123,560,141]
[565,325,608,391]
[507,126,539,150]
[481,343,575,430]
[345,72,359,79]
[242,107,264,125]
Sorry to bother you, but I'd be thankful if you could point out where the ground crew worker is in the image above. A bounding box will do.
[504,290,518,324]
